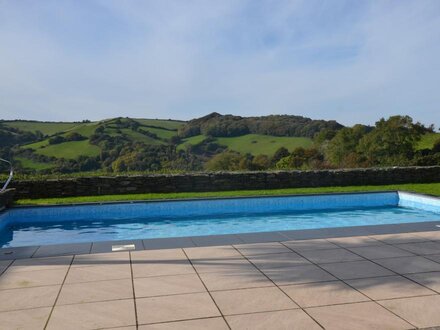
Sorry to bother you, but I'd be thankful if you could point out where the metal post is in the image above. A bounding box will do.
[0,158,13,192]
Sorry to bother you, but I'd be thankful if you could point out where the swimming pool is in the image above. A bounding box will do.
[1,191,440,248]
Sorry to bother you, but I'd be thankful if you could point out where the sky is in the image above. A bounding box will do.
[0,0,439,127]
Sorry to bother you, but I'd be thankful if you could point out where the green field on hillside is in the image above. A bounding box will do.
[417,133,440,150]
[34,140,100,159]
[177,134,313,155]
[134,119,184,130]
[3,121,83,135]
[216,134,313,155]
[15,157,54,170]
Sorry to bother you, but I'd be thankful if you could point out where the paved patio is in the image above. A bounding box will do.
[1,230,440,329]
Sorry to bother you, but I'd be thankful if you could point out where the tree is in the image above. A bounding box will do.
[205,152,242,171]
[357,116,425,166]
[326,125,368,167]
[271,147,290,165]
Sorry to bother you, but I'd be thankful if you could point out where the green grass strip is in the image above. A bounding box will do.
[14,183,440,206]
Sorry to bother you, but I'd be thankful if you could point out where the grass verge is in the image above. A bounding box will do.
[14,183,440,206]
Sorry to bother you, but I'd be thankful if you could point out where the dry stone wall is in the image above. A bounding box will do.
[9,166,440,200]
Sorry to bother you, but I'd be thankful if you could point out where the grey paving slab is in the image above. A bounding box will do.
[346,275,435,300]
[211,286,298,315]
[406,271,440,293]
[0,259,12,274]
[378,295,440,329]
[91,239,144,254]
[298,248,365,264]
[0,246,38,260]
[142,237,196,250]
[373,256,440,274]
[348,245,415,259]
[262,264,337,286]
[0,307,52,330]
[226,309,322,330]
[306,301,413,330]
[281,280,369,308]
[138,317,229,329]
[191,234,244,247]
[136,292,220,325]
[320,260,394,280]
[47,299,136,330]
[33,243,92,258]
[394,241,440,256]
[237,231,289,243]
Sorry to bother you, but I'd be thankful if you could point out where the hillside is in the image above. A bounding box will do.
[1,114,438,174]
[1,115,322,171]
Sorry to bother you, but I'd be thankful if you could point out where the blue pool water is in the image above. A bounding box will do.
[1,191,439,247]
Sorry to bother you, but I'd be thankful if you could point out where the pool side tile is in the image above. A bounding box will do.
[47,299,136,330]
[184,245,242,260]
[298,248,365,264]
[371,233,432,244]
[91,240,144,254]
[211,286,298,315]
[198,268,274,291]
[237,231,289,244]
[0,246,39,260]
[191,234,244,247]
[0,260,12,274]
[138,317,229,329]
[283,239,340,252]
[0,307,52,330]
[57,278,133,305]
[346,275,435,300]
[347,245,415,260]
[412,230,440,241]
[131,259,195,278]
[225,309,322,330]
[378,295,440,329]
[142,237,196,250]
[262,264,337,286]
[373,256,440,274]
[280,280,369,308]
[406,271,440,293]
[393,242,440,256]
[0,267,67,289]
[191,257,255,274]
[33,243,92,258]
[135,292,220,325]
[306,301,413,330]
[65,263,132,284]
[72,251,129,268]
[134,273,206,298]
[0,285,60,312]
[319,260,394,280]
[327,236,385,248]
[247,252,310,270]
[8,255,73,272]
[234,242,291,256]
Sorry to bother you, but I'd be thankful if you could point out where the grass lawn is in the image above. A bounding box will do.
[177,134,313,155]
[216,134,313,155]
[34,140,101,159]
[417,133,440,150]
[15,157,54,171]
[15,182,440,205]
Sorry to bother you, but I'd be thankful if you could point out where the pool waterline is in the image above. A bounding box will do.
[1,191,440,248]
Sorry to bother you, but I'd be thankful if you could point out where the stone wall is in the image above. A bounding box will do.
[9,166,440,200]
[0,189,15,210]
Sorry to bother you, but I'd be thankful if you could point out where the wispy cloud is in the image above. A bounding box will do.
[0,0,439,126]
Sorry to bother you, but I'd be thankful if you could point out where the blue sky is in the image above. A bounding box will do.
[0,0,439,127]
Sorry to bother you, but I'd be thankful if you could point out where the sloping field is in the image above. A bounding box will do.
[177,134,313,155]
[3,121,83,135]
[34,140,100,159]
[417,133,440,150]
